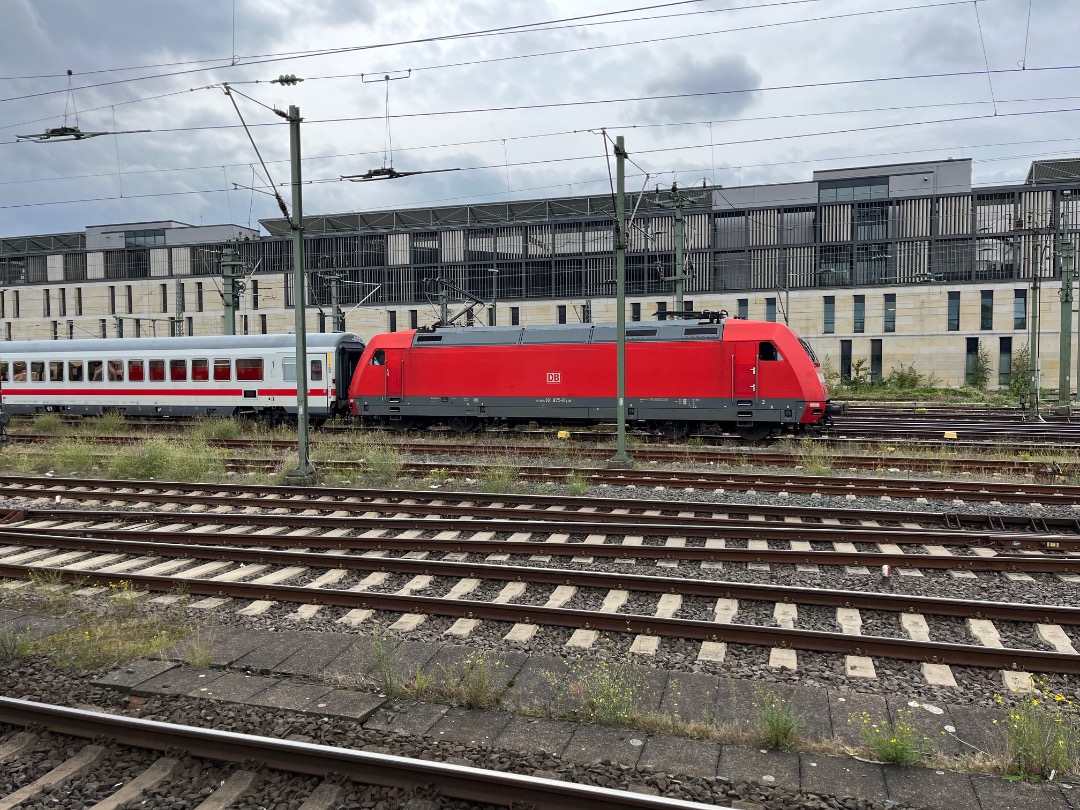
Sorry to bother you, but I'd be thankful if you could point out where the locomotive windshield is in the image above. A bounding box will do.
[798,338,820,365]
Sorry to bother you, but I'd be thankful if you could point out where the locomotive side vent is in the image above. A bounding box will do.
[417,335,443,343]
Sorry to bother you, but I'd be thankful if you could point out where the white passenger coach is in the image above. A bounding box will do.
[0,333,366,422]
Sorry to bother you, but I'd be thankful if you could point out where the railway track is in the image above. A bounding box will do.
[1,479,1078,682]
[0,698,719,809]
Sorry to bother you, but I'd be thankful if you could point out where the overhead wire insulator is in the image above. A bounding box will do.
[275,74,302,86]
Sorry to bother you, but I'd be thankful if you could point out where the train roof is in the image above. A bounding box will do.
[399,320,741,348]
[0,332,364,356]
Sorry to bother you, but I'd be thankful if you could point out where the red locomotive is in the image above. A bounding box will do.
[349,314,834,441]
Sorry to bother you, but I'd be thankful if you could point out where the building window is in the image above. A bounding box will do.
[965,337,981,385]
[737,299,748,319]
[251,280,259,310]
[947,291,960,331]
[388,310,397,332]
[871,339,882,382]
[67,321,74,340]
[108,286,116,315]
[511,306,520,325]
[260,314,267,334]
[840,340,852,382]
[557,305,567,324]
[631,302,641,322]
[318,311,326,332]
[99,318,107,338]
[116,318,124,338]
[853,295,865,333]
[0,291,5,319]
[51,321,58,340]
[684,300,693,312]
[43,290,51,317]
[819,176,889,203]
[980,290,993,330]
[656,301,668,320]
[197,283,205,312]
[76,288,83,316]
[884,293,895,333]
[409,309,418,329]
[242,315,249,335]
[59,289,67,317]
[126,285,133,314]
[187,316,194,336]
[160,284,168,313]
[999,336,1013,386]
[823,296,834,334]
[1013,289,1026,329]
[765,298,776,322]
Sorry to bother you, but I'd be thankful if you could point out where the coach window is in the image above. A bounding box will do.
[192,359,209,381]
[49,361,63,382]
[758,342,782,361]
[108,361,124,382]
[283,357,296,382]
[213,359,231,381]
[170,359,187,382]
[127,360,144,382]
[30,362,44,381]
[148,360,165,382]
[88,361,104,381]
[0,363,7,382]
[68,361,83,382]
[310,359,323,382]
[12,362,26,382]
[236,358,263,381]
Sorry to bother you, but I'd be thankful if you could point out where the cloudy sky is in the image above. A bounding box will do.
[1,0,1078,238]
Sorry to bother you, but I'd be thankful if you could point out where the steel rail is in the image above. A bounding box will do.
[4,505,1075,550]
[2,560,1078,673]
[0,698,720,810]
[3,523,1079,569]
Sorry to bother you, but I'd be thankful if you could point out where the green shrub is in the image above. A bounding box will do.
[0,627,34,662]
[565,471,590,496]
[193,417,242,442]
[364,446,404,484]
[32,413,63,434]
[480,464,518,494]
[850,709,931,766]
[93,411,128,435]
[51,438,98,474]
[107,439,224,482]
[542,651,647,726]
[754,688,803,751]
[997,685,1079,780]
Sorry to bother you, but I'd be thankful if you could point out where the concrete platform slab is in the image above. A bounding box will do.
[363,701,448,736]
[562,723,645,768]
[93,660,177,690]
[717,746,800,792]
[830,691,887,750]
[309,690,385,722]
[429,707,513,746]
[232,630,310,672]
[422,645,527,694]
[883,762,979,810]
[501,655,569,715]
[191,672,278,703]
[971,773,1071,810]
[247,681,333,710]
[659,671,720,725]
[493,715,575,756]
[274,633,357,679]
[131,666,225,697]
[799,754,888,804]
[639,733,720,779]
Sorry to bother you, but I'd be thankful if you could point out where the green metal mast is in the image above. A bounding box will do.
[609,135,632,466]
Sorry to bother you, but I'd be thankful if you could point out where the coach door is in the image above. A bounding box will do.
[383,348,404,401]
[732,341,757,400]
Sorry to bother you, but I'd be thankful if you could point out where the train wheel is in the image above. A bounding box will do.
[657,421,689,442]
[385,416,416,432]
[446,416,478,433]
[733,424,773,442]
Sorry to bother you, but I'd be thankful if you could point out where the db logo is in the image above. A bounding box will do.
[546,372,561,384]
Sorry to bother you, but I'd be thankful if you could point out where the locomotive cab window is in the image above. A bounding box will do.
[49,362,63,382]
[192,359,209,381]
[310,359,323,382]
[127,360,144,382]
[236,358,263,381]
[170,359,187,382]
[758,342,782,361]
[67,361,83,382]
[213,359,231,381]
[371,350,385,366]
[88,361,104,381]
